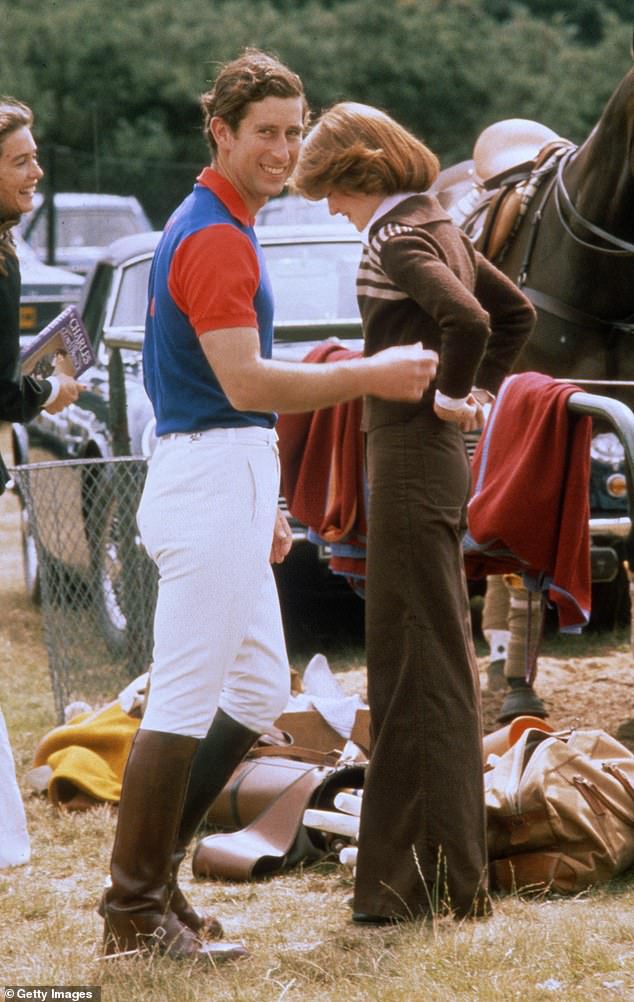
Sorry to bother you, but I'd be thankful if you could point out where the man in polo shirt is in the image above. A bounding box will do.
[100,48,438,962]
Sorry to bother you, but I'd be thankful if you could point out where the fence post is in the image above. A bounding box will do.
[108,347,131,457]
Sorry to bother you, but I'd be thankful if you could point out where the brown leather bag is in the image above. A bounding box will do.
[485,727,634,894]
[193,747,365,881]
[204,745,342,829]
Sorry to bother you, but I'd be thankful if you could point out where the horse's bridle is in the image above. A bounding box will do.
[517,146,634,344]
[554,147,634,256]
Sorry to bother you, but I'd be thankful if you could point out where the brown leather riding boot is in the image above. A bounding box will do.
[169,709,258,938]
[100,728,247,961]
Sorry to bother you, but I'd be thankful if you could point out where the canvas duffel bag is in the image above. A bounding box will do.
[485,727,634,894]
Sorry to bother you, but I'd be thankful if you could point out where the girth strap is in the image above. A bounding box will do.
[524,287,634,336]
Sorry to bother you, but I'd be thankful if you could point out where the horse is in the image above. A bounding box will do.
[493,64,634,409]
[433,44,634,721]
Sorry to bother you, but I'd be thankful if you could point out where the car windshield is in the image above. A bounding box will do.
[110,257,154,328]
[101,239,362,334]
[263,241,362,323]
[257,197,334,226]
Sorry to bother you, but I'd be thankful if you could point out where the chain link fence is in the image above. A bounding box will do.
[11,456,157,723]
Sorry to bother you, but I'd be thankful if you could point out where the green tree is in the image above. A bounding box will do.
[0,0,631,220]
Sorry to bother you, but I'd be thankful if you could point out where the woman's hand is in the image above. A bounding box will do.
[43,372,86,414]
[270,507,293,564]
[433,392,485,432]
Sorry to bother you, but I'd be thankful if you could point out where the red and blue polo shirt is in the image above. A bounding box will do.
[143,168,275,435]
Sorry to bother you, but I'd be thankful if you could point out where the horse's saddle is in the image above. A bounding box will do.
[473,117,560,186]
[468,186,524,261]
[433,131,573,263]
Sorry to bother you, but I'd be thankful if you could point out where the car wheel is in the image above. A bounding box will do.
[79,460,130,657]
[13,468,86,611]
[589,564,630,632]
[93,494,129,656]
[18,494,41,604]
[83,461,155,665]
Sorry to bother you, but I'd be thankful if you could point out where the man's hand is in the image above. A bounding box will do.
[433,392,485,432]
[270,507,293,564]
[369,342,438,402]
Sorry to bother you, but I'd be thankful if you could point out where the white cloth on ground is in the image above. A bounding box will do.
[284,653,367,740]
[0,707,31,867]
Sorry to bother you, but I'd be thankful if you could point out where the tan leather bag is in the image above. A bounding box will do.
[204,746,345,830]
[194,748,365,881]
[485,727,634,894]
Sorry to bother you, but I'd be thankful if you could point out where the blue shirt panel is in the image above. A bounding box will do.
[143,183,275,435]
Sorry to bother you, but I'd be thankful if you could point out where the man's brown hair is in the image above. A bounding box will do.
[200,48,308,155]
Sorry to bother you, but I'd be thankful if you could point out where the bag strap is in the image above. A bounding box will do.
[524,590,546,686]
[247,745,342,766]
[602,763,634,804]
[573,775,634,827]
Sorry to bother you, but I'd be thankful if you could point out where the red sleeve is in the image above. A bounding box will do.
[168,224,260,335]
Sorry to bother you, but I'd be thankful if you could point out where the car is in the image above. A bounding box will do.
[10,224,632,651]
[10,223,366,649]
[257,193,354,229]
[14,231,84,336]
[20,192,153,275]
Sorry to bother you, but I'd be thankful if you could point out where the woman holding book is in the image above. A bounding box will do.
[0,95,84,868]
[0,95,83,431]
[293,102,535,923]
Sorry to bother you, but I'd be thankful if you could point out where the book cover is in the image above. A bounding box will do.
[21,305,96,379]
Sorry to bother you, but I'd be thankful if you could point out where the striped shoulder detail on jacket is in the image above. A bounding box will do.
[369,221,414,254]
[357,224,413,302]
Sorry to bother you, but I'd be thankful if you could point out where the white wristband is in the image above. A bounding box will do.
[434,389,468,411]
[44,376,61,406]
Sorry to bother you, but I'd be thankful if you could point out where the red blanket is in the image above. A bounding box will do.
[464,371,592,631]
[276,343,366,587]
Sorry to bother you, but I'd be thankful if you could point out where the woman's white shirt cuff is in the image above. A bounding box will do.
[44,376,61,406]
[434,389,468,410]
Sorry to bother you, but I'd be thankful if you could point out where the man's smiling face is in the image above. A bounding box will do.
[212,96,304,215]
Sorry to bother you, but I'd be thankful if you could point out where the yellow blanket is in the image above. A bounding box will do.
[33,702,140,810]
[31,701,365,811]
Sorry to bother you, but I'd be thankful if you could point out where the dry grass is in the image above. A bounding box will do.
[2,427,634,1001]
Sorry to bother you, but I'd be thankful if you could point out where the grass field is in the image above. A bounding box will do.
[1,427,634,1001]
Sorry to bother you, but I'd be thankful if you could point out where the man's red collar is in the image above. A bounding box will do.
[196,167,255,227]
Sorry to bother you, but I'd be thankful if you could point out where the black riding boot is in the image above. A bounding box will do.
[168,709,258,937]
[100,728,247,961]
[497,677,548,723]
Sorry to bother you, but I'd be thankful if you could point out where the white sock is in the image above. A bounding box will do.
[483,629,510,663]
